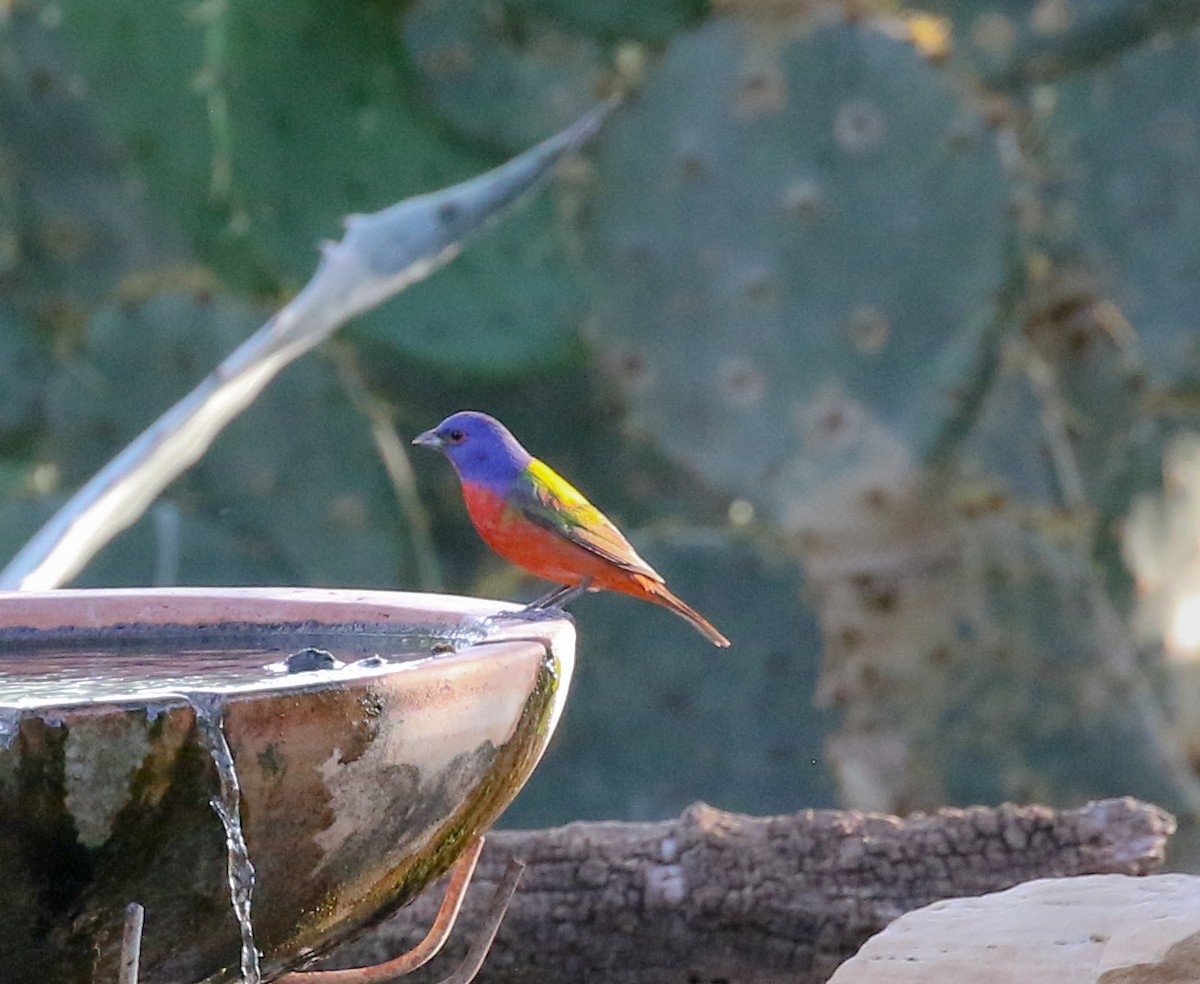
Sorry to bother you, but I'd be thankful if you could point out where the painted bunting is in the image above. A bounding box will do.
[413,411,731,647]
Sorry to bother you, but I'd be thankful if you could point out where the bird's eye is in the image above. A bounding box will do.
[446,429,466,444]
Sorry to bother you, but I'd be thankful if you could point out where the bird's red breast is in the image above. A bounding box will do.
[461,481,656,594]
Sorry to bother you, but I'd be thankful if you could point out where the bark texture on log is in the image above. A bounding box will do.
[317,797,1174,984]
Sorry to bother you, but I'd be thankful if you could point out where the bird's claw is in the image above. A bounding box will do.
[486,607,577,631]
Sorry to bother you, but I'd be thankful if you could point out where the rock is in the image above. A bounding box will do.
[827,873,1200,984]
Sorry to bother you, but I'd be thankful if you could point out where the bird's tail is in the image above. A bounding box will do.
[639,577,731,648]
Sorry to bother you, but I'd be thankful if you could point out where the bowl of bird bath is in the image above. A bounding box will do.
[0,586,574,984]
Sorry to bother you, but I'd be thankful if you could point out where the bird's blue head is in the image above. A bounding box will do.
[412,411,532,491]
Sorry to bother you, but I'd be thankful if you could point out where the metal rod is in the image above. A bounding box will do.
[119,903,145,984]
[278,837,486,984]
[433,856,525,984]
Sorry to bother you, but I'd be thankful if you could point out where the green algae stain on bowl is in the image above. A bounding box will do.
[0,588,574,984]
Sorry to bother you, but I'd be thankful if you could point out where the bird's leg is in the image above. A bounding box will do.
[546,577,592,609]
[523,578,593,612]
[524,584,571,610]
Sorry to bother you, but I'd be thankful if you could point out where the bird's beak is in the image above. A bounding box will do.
[412,428,443,449]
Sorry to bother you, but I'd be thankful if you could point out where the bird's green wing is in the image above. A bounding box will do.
[514,459,662,580]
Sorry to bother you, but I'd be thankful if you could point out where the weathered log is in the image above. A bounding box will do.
[317,797,1174,984]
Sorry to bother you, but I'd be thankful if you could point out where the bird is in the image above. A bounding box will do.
[413,411,730,647]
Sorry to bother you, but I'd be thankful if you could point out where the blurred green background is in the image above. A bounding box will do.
[4,0,1200,858]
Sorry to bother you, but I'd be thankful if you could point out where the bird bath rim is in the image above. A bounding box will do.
[0,585,567,710]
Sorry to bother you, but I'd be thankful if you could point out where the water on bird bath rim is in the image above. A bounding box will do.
[0,588,574,984]
[0,622,480,708]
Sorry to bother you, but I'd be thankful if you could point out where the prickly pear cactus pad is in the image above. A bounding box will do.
[46,0,584,375]
[585,14,1008,531]
[926,0,1200,87]
[503,0,709,43]
[576,6,1200,827]
[1065,35,1200,388]
[404,0,607,153]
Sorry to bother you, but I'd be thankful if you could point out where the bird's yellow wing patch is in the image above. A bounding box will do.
[525,458,594,512]
[518,458,661,580]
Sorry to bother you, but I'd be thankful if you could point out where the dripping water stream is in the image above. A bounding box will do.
[186,691,262,984]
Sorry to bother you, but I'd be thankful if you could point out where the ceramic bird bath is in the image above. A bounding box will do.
[0,587,574,984]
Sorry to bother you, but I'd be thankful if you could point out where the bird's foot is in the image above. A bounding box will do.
[488,607,576,630]
[486,580,591,632]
